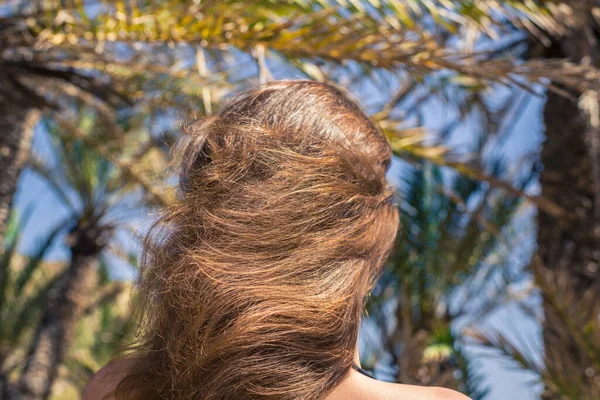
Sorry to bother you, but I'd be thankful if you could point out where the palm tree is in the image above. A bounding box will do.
[0,209,132,400]
[0,209,64,398]
[64,266,134,396]
[12,109,156,399]
[364,131,530,397]
[0,7,129,250]
[529,9,600,399]
[4,2,600,399]
[0,109,41,249]
[432,3,600,397]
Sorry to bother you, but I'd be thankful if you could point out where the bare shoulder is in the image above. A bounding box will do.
[384,382,472,400]
[82,358,134,400]
[426,387,472,400]
[331,369,472,400]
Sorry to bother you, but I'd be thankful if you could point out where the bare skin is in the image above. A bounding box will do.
[83,344,470,400]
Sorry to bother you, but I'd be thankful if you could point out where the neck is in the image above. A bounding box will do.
[353,340,361,367]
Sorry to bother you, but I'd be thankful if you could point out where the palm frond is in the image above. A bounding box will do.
[10,1,600,93]
[465,255,600,399]
[0,206,33,312]
[12,221,65,298]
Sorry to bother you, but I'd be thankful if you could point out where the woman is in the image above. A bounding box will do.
[84,80,469,400]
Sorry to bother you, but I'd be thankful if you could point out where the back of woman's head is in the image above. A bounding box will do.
[116,80,399,399]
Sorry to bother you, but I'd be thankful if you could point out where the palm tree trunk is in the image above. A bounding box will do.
[538,89,600,398]
[0,109,41,249]
[537,13,600,398]
[0,108,41,399]
[17,227,101,400]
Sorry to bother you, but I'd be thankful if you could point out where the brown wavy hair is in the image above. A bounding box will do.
[114,80,399,399]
